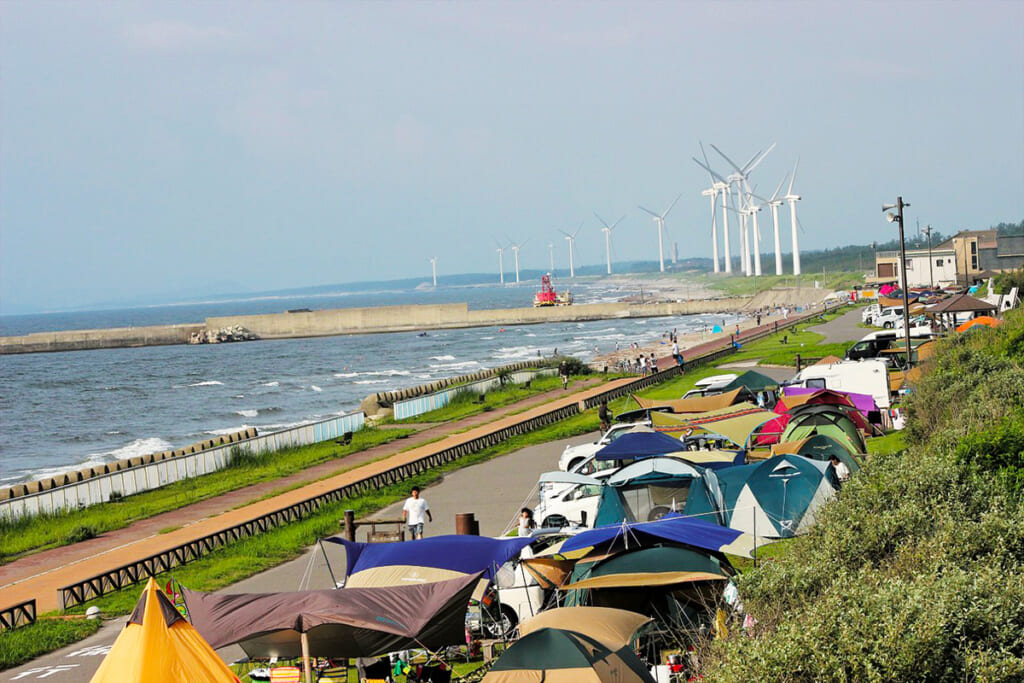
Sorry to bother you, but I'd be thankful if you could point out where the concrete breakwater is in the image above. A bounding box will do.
[0,298,752,355]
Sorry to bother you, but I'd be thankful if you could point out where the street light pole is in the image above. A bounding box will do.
[923,225,934,288]
[883,197,913,369]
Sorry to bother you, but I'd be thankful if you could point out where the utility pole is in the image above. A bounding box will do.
[923,225,934,288]
[883,197,913,369]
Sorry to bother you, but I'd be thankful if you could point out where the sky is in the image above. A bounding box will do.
[1,1,1022,314]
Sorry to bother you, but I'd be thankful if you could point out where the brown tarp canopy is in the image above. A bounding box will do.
[631,388,743,414]
[928,293,998,314]
[182,572,480,659]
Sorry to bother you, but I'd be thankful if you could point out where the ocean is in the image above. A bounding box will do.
[0,281,742,486]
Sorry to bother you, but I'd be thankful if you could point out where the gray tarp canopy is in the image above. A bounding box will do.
[182,572,481,659]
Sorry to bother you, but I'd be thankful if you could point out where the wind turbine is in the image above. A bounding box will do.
[429,257,438,288]
[694,147,732,274]
[559,222,583,278]
[711,143,776,277]
[506,236,529,284]
[494,239,506,285]
[785,159,802,275]
[638,194,681,272]
[753,174,789,275]
[594,212,625,275]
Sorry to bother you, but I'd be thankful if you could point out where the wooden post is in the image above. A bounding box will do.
[455,513,477,535]
[301,631,312,683]
[343,510,356,542]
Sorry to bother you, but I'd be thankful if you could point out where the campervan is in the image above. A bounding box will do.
[787,359,891,408]
[861,303,882,324]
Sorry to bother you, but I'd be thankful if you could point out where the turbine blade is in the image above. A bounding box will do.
[593,211,610,228]
[662,193,682,218]
[745,142,776,174]
[573,220,584,238]
[610,214,626,230]
[638,205,660,218]
[788,158,800,195]
[771,173,788,201]
[709,144,745,175]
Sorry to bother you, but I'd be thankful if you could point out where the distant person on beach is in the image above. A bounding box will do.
[402,486,432,540]
[649,353,657,373]
[672,340,681,366]
[756,313,762,326]
[639,355,647,375]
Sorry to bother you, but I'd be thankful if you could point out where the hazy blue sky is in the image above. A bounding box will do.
[2,1,1022,313]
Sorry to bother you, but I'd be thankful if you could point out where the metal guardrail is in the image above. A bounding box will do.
[55,304,839,610]
[0,599,36,631]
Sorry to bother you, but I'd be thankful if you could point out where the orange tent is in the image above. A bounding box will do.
[956,315,1000,333]
[90,578,239,683]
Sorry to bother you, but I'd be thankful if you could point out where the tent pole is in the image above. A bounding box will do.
[319,540,338,588]
[301,632,312,683]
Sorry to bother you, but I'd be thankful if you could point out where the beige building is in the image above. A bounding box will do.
[873,229,998,288]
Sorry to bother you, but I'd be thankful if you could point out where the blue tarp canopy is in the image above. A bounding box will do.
[594,431,687,461]
[557,514,756,558]
[324,535,534,582]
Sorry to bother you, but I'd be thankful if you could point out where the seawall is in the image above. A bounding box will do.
[0,322,204,355]
[205,299,753,339]
[0,299,752,354]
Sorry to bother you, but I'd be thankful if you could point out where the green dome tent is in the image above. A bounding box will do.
[781,404,867,455]
[483,627,655,683]
[593,458,724,528]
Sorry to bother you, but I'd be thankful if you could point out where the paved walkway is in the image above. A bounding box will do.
[0,376,618,614]
[806,306,865,344]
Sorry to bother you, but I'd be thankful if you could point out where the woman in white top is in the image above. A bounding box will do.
[517,508,537,537]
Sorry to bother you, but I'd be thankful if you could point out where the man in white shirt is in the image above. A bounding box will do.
[829,455,851,484]
[402,486,432,539]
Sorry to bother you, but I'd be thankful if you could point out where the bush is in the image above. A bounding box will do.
[65,525,97,544]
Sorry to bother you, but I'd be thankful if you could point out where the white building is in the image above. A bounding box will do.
[874,247,958,288]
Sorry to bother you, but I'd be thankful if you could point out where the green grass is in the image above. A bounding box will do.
[55,409,603,619]
[393,374,574,423]
[696,271,863,297]
[865,430,906,456]
[0,618,102,670]
[0,428,414,563]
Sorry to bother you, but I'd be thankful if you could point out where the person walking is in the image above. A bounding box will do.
[638,355,647,376]
[517,508,537,537]
[559,359,570,390]
[649,353,657,374]
[598,401,612,433]
[402,486,432,540]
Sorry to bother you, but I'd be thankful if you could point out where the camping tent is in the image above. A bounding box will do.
[628,389,745,414]
[90,578,239,683]
[520,607,651,650]
[721,370,780,393]
[593,458,724,527]
[651,403,777,449]
[779,386,879,419]
[956,315,1000,332]
[563,546,729,592]
[323,535,533,587]
[483,628,655,683]
[716,455,838,538]
[182,572,480,660]
[593,431,688,460]
[771,434,862,473]
[557,512,759,559]
[782,405,868,455]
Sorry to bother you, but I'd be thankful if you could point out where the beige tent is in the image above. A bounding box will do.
[631,388,744,414]
[519,607,651,650]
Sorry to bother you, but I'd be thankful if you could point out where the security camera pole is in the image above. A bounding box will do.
[883,197,913,368]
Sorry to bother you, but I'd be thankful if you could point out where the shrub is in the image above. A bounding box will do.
[65,525,97,544]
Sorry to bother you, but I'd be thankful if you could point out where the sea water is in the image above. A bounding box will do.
[0,282,741,485]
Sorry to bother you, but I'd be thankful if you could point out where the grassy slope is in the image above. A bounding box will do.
[695,271,863,298]
[393,374,566,423]
[703,312,1024,681]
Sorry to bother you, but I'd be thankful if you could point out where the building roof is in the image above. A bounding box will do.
[935,229,998,251]
[928,292,998,314]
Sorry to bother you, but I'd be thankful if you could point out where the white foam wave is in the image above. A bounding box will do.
[335,372,360,378]
[261,381,280,387]
[188,380,223,387]
[336,370,410,378]
[429,360,481,369]
[206,425,255,436]
[480,336,495,340]
[310,385,322,392]
[355,379,392,385]
[236,409,259,417]
[430,355,456,361]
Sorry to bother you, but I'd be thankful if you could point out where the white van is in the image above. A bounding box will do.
[861,303,882,324]
[558,421,649,472]
[872,307,904,329]
[787,359,891,408]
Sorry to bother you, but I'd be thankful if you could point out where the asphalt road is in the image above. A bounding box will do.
[3,432,596,682]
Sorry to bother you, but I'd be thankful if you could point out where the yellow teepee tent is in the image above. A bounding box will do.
[90,578,239,683]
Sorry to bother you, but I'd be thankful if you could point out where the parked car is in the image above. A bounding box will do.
[558,420,649,472]
[871,307,904,328]
[845,328,934,361]
[861,303,882,324]
[680,373,738,400]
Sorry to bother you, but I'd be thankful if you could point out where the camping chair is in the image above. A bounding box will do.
[269,666,302,683]
[317,660,348,682]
